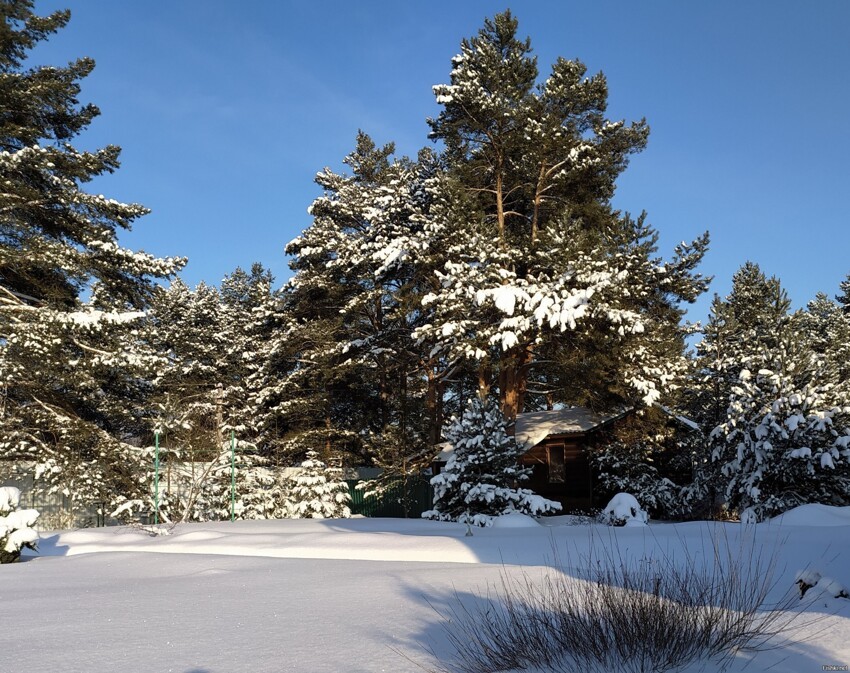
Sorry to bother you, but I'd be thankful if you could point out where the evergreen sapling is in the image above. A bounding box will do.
[285,451,352,519]
[423,395,561,525]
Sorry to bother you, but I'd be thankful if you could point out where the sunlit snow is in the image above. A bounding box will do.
[4,507,848,672]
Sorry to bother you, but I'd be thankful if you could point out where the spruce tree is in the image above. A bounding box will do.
[423,395,560,524]
[691,262,792,432]
[285,451,351,519]
[709,343,850,522]
[0,2,183,520]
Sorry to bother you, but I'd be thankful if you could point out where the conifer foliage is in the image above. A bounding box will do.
[420,11,709,419]
[424,395,560,524]
[11,4,849,526]
[0,2,183,519]
[285,451,351,519]
[710,358,850,522]
[694,266,850,521]
[0,486,38,563]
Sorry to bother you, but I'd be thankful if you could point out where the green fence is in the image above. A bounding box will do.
[347,478,434,518]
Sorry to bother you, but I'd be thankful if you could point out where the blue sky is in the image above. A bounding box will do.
[30,1,850,325]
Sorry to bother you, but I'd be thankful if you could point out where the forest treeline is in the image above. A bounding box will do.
[1,3,848,523]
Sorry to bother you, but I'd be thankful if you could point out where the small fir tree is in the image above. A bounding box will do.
[423,395,561,525]
[0,486,39,563]
[285,451,352,519]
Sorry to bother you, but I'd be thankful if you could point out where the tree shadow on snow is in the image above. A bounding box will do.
[21,532,69,559]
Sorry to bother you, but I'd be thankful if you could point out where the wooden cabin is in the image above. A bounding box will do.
[514,407,628,511]
[433,407,629,512]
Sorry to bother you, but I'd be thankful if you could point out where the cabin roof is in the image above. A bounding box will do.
[514,407,629,450]
[433,406,629,462]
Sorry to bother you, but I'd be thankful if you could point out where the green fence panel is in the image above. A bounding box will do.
[347,478,434,518]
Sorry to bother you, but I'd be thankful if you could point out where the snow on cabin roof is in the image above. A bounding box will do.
[514,407,629,450]
[432,407,629,462]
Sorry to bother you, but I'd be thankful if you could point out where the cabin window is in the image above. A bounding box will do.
[548,445,565,483]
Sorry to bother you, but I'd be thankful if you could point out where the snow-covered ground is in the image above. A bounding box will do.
[3,507,850,673]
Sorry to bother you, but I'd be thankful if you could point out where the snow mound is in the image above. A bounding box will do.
[600,493,648,527]
[491,512,540,528]
[769,504,850,527]
[815,576,850,600]
[796,569,849,600]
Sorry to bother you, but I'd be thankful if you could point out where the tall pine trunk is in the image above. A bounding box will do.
[499,344,533,421]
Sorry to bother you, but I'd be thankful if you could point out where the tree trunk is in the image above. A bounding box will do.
[478,360,492,398]
[499,344,533,422]
[425,366,444,446]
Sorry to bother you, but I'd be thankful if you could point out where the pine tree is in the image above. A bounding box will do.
[147,281,228,464]
[685,263,796,514]
[796,292,850,388]
[418,11,709,419]
[140,275,279,522]
[218,263,276,442]
[285,450,351,519]
[423,395,561,524]
[278,134,439,462]
[0,2,184,520]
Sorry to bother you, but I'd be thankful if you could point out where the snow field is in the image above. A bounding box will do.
[3,509,849,673]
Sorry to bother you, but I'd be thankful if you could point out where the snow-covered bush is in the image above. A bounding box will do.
[0,487,39,563]
[711,364,850,522]
[423,395,561,525]
[285,451,351,519]
[590,441,681,518]
[598,492,648,527]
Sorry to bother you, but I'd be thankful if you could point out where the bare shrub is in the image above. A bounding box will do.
[431,529,818,673]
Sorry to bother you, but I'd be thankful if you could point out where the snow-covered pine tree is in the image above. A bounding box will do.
[275,134,441,463]
[417,11,709,420]
[423,395,561,525]
[690,262,791,432]
[141,275,279,522]
[0,3,184,521]
[836,273,850,313]
[709,336,850,522]
[285,451,351,519]
[684,263,796,514]
[218,264,276,444]
[795,292,850,390]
